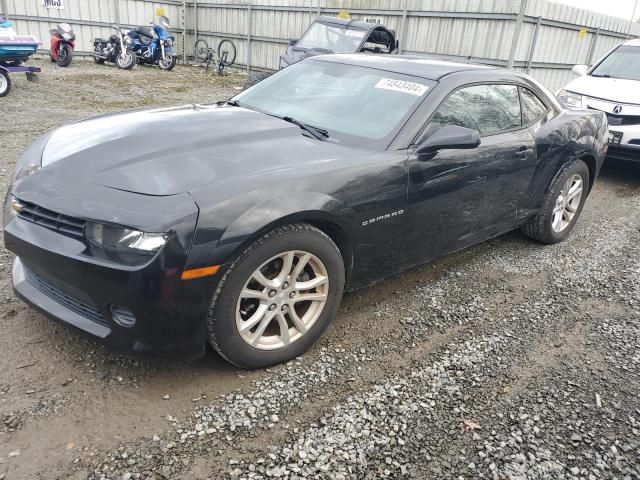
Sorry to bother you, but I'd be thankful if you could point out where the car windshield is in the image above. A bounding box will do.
[295,22,367,53]
[590,45,640,81]
[233,60,433,148]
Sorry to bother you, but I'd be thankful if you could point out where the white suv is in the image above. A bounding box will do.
[557,39,640,163]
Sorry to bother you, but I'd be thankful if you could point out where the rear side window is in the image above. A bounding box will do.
[520,88,547,124]
[431,84,522,136]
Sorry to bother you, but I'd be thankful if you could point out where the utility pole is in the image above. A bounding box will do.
[1,0,9,20]
[630,0,640,36]
[507,0,528,69]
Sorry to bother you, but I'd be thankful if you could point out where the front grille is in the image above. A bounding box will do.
[27,271,108,327]
[589,107,640,126]
[605,113,640,127]
[16,199,86,238]
[606,145,640,163]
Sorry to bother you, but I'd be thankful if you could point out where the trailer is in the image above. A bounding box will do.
[0,63,41,97]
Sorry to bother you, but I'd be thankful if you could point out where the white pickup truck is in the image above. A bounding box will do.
[557,39,640,163]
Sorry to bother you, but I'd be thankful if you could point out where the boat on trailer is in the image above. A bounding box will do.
[0,17,40,65]
[0,17,41,97]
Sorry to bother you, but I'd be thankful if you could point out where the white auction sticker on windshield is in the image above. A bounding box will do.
[375,79,429,96]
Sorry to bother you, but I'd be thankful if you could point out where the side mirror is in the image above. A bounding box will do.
[416,125,481,155]
[572,64,588,76]
[288,38,298,46]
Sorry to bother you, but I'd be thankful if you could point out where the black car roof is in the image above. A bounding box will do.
[314,16,385,31]
[312,54,499,80]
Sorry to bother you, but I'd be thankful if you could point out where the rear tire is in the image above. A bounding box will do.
[56,45,73,67]
[194,39,209,62]
[0,70,11,97]
[93,46,106,64]
[116,50,136,70]
[521,160,589,244]
[207,223,345,369]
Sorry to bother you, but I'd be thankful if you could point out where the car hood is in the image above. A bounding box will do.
[563,75,640,104]
[38,104,358,196]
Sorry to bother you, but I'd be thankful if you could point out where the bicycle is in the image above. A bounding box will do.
[194,38,237,74]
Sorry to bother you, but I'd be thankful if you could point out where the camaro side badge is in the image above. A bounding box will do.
[362,210,404,226]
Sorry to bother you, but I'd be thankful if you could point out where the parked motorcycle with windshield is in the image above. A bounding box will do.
[90,24,136,70]
[49,23,75,67]
[126,16,176,70]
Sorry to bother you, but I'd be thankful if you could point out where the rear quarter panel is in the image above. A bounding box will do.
[522,108,606,218]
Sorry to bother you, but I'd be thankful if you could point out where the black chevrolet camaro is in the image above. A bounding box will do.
[4,56,608,368]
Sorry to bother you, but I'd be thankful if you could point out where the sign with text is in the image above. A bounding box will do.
[42,0,64,9]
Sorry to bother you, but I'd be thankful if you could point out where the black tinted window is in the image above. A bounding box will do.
[431,84,522,136]
[520,88,547,123]
[430,92,479,131]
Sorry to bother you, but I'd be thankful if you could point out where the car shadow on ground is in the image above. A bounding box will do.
[599,158,640,191]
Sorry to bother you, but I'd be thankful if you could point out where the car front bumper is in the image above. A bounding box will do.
[5,202,219,361]
[606,140,640,163]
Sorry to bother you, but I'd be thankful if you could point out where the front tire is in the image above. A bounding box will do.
[115,50,136,70]
[0,70,11,97]
[521,159,589,244]
[158,54,177,71]
[56,44,73,67]
[207,223,345,369]
[217,39,237,66]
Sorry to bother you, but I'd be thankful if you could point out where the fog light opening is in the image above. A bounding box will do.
[110,305,137,328]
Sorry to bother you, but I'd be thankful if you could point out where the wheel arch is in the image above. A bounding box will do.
[577,153,597,192]
[212,192,358,287]
[223,211,356,287]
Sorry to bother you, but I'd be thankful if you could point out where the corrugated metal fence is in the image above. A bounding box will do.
[1,0,639,91]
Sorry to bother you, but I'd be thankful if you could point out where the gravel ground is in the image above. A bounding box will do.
[0,59,639,480]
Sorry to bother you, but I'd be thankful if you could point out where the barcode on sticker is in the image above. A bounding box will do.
[375,79,429,96]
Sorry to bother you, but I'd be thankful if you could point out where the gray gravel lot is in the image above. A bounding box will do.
[0,59,639,480]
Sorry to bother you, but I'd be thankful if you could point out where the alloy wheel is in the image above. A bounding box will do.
[236,250,329,350]
[552,174,584,233]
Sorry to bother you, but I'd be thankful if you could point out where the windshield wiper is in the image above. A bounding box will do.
[591,73,613,78]
[280,116,329,141]
[217,99,241,107]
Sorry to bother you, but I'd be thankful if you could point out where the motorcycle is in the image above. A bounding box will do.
[90,24,136,70]
[126,16,177,70]
[49,23,75,67]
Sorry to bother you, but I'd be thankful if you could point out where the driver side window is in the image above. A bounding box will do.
[428,84,523,138]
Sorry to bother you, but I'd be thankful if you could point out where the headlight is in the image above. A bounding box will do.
[85,222,169,255]
[166,38,174,47]
[557,90,585,109]
[62,33,71,40]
